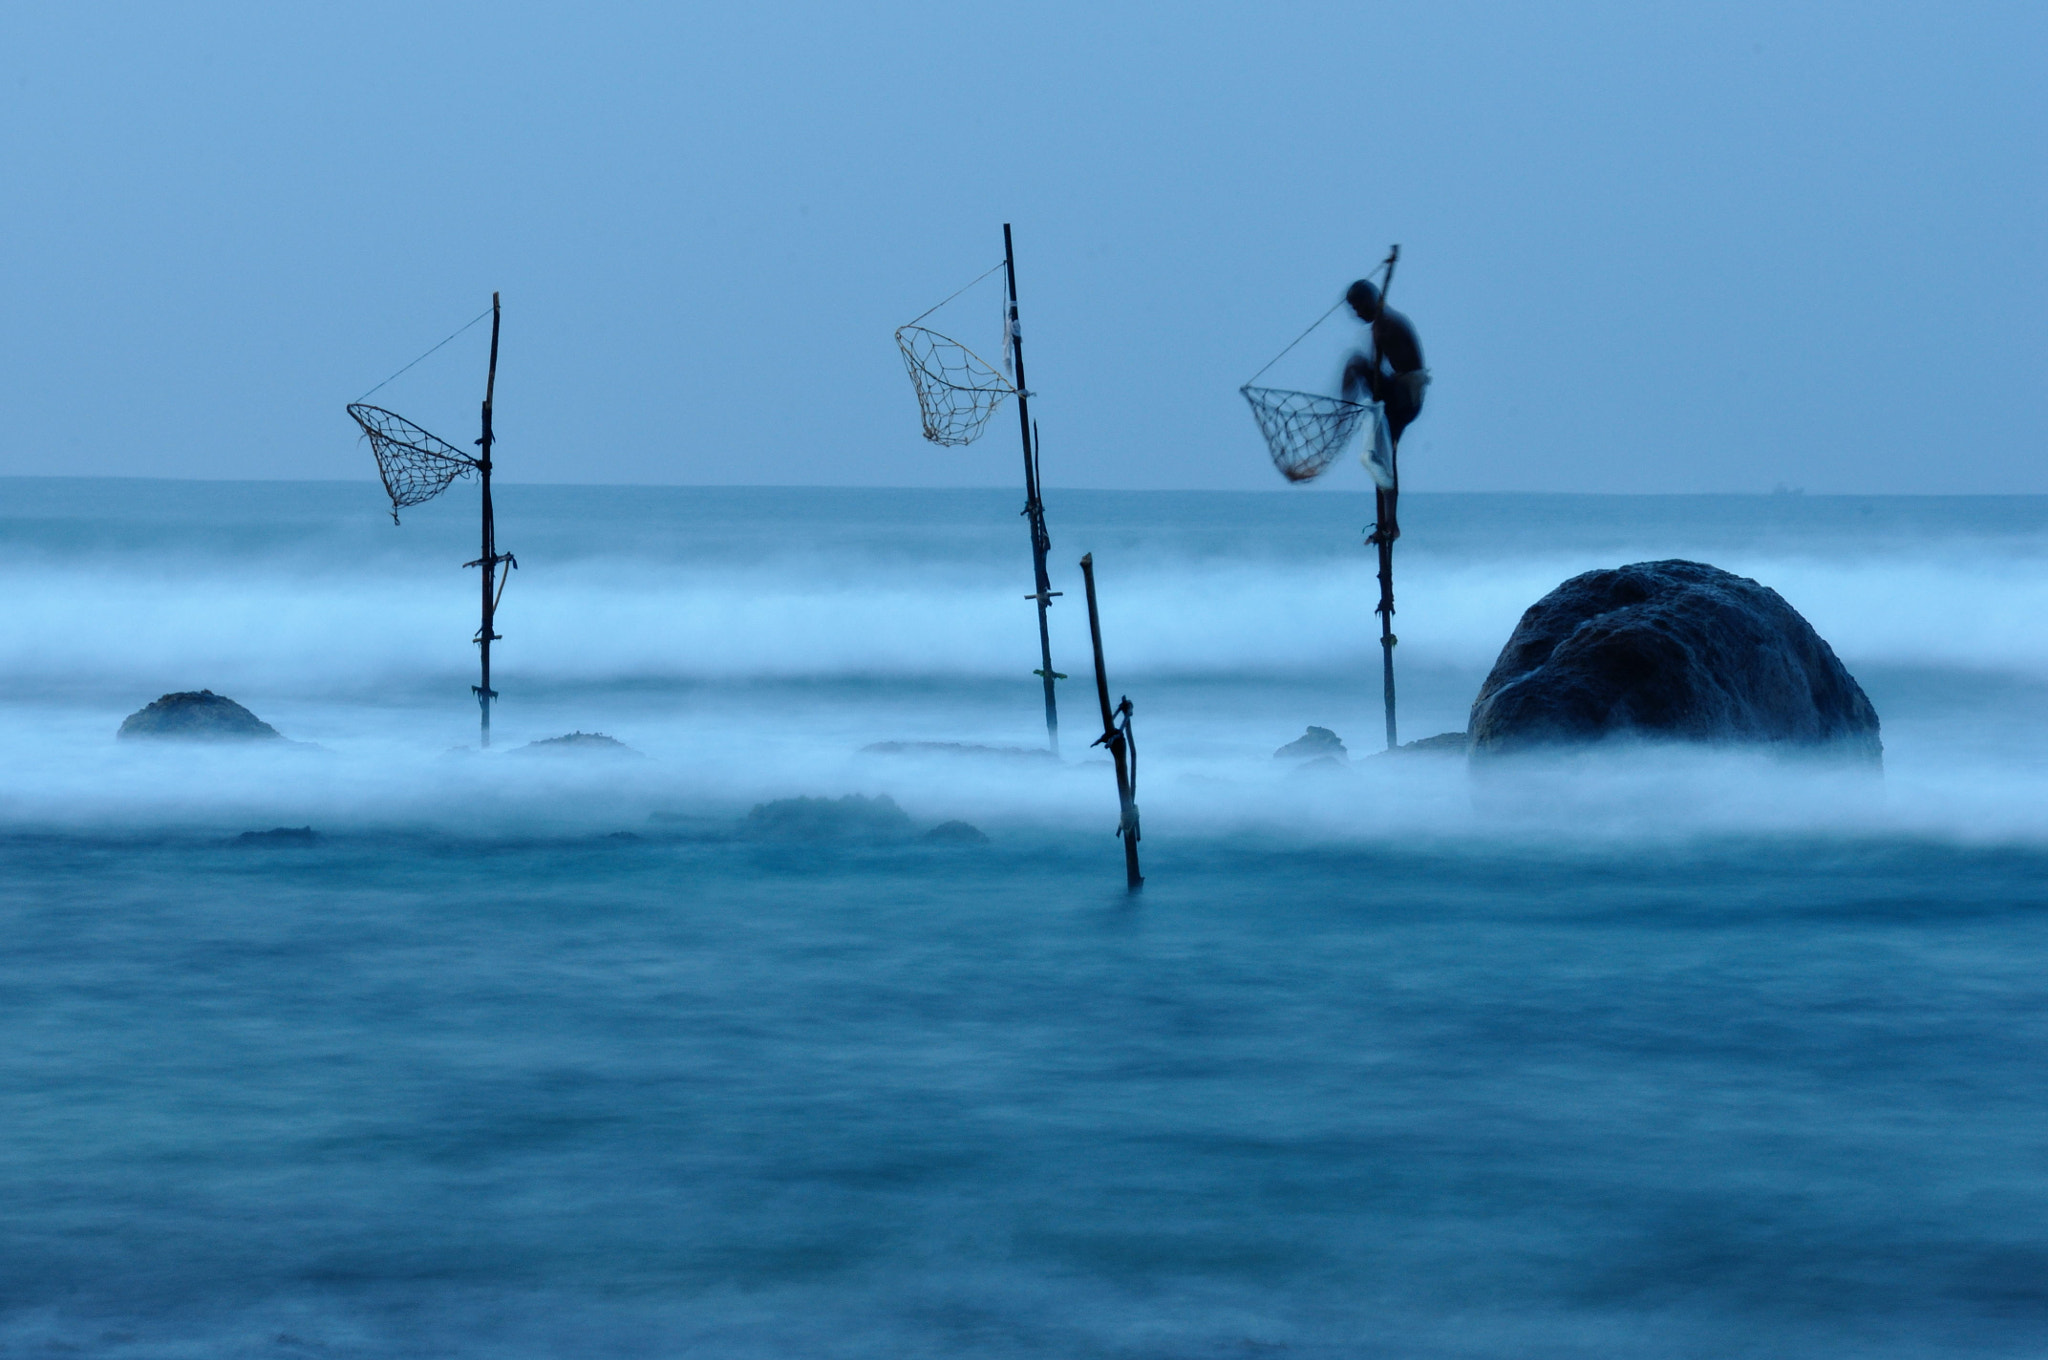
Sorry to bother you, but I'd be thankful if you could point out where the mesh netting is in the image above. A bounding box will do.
[1240,385,1376,484]
[347,403,477,520]
[896,325,1015,447]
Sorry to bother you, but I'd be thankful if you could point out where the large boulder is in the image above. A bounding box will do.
[117,690,282,742]
[1468,560,1881,763]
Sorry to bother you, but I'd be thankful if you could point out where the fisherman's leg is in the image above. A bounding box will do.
[1383,386,1420,447]
[1374,389,1416,546]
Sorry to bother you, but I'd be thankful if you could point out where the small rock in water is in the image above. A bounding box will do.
[922,820,990,844]
[119,690,282,742]
[234,826,317,846]
[743,793,913,840]
[861,741,1058,762]
[1373,731,1470,757]
[513,731,644,757]
[1274,726,1348,761]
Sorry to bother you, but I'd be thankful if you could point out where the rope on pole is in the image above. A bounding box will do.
[355,306,495,403]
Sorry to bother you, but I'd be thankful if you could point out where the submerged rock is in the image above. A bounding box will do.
[119,691,282,742]
[1274,726,1348,761]
[1374,731,1470,757]
[922,819,990,844]
[743,793,913,840]
[860,741,1058,762]
[1468,560,1881,762]
[514,732,643,757]
[234,826,317,846]
[1288,753,1354,779]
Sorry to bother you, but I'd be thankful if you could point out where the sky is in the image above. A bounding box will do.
[0,1,2041,494]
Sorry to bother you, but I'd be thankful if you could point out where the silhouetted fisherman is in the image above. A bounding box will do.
[1340,279,1427,543]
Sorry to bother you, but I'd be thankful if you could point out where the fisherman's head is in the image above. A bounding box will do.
[1346,279,1382,322]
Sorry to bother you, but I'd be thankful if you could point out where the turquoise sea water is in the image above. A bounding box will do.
[3,480,2047,1356]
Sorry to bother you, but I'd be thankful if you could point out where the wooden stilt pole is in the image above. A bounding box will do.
[1080,553,1142,892]
[1005,224,1061,754]
[472,293,503,747]
[1374,482,1398,751]
[1370,244,1402,752]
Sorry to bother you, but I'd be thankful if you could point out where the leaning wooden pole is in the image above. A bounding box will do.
[1081,553,1142,892]
[473,293,502,747]
[1005,224,1061,754]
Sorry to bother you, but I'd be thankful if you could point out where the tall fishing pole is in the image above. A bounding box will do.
[1239,244,1414,751]
[468,293,507,746]
[1369,245,1400,750]
[891,230,1064,750]
[1006,224,1062,754]
[348,292,516,749]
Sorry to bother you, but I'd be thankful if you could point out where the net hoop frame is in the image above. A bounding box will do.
[1239,385,1379,485]
[894,324,1017,448]
[347,402,479,521]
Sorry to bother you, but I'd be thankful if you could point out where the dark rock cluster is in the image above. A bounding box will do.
[514,731,643,757]
[743,793,914,840]
[118,691,281,742]
[1273,726,1348,761]
[738,794,986,845]
[1378,731,1469,757]
[234,826,317,846]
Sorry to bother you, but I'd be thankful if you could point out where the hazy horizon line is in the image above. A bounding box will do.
[1,476,2040,501]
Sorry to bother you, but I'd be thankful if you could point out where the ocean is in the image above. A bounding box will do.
[3,478,2046,1357]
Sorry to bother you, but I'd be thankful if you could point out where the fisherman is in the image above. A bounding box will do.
[1340,278,1427,542]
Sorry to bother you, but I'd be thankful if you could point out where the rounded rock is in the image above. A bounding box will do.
[1468,560,1880,763]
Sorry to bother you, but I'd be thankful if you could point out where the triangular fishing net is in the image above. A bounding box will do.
[1239,386,1377,484]
[348,403,476,521]
[895,325,1015,447]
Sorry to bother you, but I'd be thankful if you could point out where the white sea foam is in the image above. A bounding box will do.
[2,483,2045,845]
[3,548,2047,695]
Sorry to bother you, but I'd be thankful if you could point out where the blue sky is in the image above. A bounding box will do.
[1,2,2040,492]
